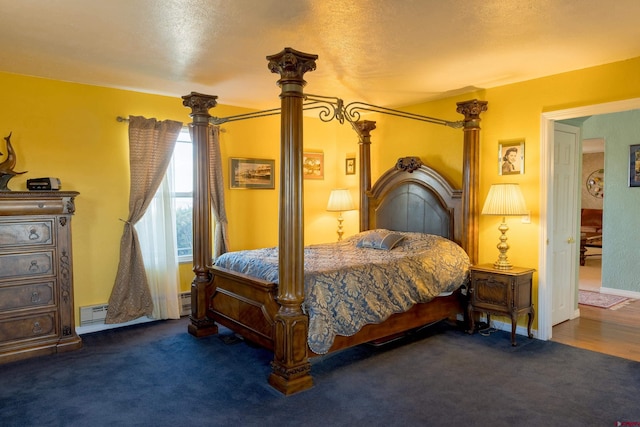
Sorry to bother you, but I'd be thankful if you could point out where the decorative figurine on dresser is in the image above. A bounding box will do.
[0,132,27,191]
[0,136,81,363]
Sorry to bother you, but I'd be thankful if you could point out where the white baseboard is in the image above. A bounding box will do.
[484,316,540,340]
[599,287,640,300]
[76,316,156,335]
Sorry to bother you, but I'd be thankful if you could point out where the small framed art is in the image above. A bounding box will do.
[303,152,324,179]
[629,144,640,187]
[229,158,275,189]
[345,157,356,175]
[498,140,525,175]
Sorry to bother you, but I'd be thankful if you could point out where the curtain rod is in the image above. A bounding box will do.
[115,116,226,132]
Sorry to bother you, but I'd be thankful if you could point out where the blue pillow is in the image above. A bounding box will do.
[356,230,405,250]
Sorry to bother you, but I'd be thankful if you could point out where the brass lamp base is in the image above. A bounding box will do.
[493,258,513,270]
[336,212,344,241]
[493,217,513,270]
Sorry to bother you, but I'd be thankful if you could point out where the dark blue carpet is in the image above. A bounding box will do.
[1,317,638,426]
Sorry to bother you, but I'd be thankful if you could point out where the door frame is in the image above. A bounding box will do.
[538,97,640,341]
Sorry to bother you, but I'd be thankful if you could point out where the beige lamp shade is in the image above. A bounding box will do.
[327,189,355,241]
[327,189,355,212]
[481,183,528,216]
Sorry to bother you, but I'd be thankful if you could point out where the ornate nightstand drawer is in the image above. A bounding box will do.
[0,312,57,344]
[471,272,509,309]
[0,281,55,313]
[0,219,54,247]
[0,251,54,280]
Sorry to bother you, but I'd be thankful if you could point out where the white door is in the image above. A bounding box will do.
[551,122,580,325]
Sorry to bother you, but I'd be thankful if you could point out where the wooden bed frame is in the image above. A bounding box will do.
[182,48,487,395]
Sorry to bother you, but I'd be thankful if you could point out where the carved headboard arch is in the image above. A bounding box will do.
[366,157,463,245]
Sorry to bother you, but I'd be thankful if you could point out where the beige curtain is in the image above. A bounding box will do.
[105,116,183,324]
[209,126,230,257]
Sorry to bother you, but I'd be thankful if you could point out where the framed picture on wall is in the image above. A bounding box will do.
[303,152,324,179]
[229,158,275,189]
[345,157,356,175]
[498,140,525,175]
[629,144,640,187]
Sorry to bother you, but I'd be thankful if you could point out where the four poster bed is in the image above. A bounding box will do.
[182,48,487,395]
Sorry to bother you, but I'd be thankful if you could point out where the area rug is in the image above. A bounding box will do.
[578,290,628,308]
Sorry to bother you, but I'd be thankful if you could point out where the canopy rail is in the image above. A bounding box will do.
[343,101,463,129]
[209,94,462,129]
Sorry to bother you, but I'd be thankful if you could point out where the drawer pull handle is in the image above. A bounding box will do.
[32,321,43,334]
[31,291,41,303]
[28,260,40,272]
[28,228,40,240]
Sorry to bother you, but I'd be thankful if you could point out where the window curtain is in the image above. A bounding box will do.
[208,126,230,257]
[135,157,180,320]
[105,116,183,324]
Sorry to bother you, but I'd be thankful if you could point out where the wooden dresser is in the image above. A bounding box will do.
[0,191,81,363]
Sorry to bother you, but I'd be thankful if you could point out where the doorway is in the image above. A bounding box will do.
[538,97,640,341]
[577,138,605,292]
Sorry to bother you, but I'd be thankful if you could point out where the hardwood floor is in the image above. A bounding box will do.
[552,296,640,362]
[551,254,640,362]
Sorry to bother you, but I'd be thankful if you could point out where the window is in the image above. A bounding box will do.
[172,128,193,262]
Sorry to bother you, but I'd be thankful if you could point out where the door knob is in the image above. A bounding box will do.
[567,237,575,243]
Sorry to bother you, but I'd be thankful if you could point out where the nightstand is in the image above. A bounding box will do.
[467,264,535,346]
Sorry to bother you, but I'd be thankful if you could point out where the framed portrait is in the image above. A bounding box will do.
[629,144,640,187]
[345,157,356,175]
[498,140,525,175]
[303,152,324,180]
[229,158,275,189]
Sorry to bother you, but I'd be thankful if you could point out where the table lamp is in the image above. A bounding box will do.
[326,189,355,241]
[481,183,528,270]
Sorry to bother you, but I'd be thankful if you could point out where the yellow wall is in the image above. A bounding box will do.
[3,54,640,329]
[367,56,640,329]
[0,71,352,322]
[0,73,263,313]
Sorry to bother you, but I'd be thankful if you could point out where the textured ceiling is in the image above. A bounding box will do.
[2,0,640,110]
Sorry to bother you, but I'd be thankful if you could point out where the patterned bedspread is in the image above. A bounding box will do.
[214,229,470,354]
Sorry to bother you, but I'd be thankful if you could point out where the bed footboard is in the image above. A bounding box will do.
[322,288,466,354]
[206,265,279,350]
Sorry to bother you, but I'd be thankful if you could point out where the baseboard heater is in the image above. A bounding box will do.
[79,293,191,327]
[179,292,191,316]
[79,304,109,327]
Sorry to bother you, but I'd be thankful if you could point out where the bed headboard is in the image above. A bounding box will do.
[366,156,463,245]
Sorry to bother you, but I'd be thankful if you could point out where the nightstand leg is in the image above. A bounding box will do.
[511,315,517,346]
[527,307,535,339]
[466,302,475,334]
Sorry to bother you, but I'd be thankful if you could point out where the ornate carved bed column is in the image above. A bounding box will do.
[266,48,318,395]
[456,99,488,265]
[182,92,219,337]
[353,120,376,231]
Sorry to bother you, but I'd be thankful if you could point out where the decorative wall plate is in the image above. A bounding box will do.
[586,168,604,198]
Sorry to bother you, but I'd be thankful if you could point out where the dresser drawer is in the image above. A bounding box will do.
[0,251,54,280]
[0,219,53,247]
[471,272,510,309]
[0,312,57,344]
[0,281,55,312]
